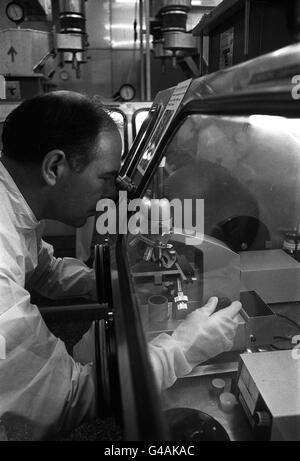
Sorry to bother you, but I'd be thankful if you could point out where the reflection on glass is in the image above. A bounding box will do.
[121,105,161,177]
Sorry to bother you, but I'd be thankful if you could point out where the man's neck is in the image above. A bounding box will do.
[1,156,46,221]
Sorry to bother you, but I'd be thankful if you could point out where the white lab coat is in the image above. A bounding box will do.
[0,162,239,441]
[0,162,98,440]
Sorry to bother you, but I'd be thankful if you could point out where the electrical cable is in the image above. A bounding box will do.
[276,313,300,330]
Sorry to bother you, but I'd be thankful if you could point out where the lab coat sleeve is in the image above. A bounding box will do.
[0,243,98,440]
[148,334,192,390]
[29,239,97,301]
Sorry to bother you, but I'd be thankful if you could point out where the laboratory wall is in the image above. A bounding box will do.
[0,0,202,100]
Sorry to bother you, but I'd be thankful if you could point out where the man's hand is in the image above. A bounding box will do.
[172,297,242,366]
[149,297,242,389]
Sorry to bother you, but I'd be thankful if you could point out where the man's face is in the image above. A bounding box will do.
[54,128,122,227]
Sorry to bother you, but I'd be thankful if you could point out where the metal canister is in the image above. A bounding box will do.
[59,0,86,34]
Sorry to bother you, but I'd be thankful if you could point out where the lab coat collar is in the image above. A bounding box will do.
[0,161,39,230]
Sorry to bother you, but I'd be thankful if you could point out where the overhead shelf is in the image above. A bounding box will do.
[193,0,246,35]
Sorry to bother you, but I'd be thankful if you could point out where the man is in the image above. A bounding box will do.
[0,91,241,440]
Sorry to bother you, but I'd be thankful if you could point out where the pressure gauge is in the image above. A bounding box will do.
[119,84,136,102]
[6,2,25,24]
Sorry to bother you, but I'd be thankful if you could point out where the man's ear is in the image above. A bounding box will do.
[41,150,68,186]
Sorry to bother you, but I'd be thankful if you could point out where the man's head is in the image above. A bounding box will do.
[1,90,122,227]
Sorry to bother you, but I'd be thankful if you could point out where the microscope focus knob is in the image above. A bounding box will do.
[254,411,271,428]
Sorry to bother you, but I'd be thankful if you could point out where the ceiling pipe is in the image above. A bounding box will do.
[144,0,152,101]
[139,0,145,100]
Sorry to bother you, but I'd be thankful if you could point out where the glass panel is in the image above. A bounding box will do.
[138,113,300,263]
[133,109,150,138]
[125,113,300,421]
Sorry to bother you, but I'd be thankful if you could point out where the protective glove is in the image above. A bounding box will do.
[148,297,241,390]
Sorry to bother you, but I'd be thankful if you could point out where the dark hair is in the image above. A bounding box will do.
[2,91,116,172]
